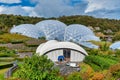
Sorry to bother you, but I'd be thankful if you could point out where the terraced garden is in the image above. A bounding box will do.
[0,33,120,80]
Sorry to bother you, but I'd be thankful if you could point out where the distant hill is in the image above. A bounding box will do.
[57,16,120,34]
[0,14,120,34]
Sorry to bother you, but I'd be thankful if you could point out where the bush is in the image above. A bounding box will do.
[67,72,82,80]
[105,64,120,79]
[11,40,23,44]
[84,55,118,71]
[79,63,94,80]
[0,47,16,57]
[115,50,120,57]
[0,33,30,43]
[0,63,13,69]
[91,72,104,80]
[14,55,63,80]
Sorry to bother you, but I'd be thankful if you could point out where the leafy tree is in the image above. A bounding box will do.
[15,55,63,80]
[113,31,120,41]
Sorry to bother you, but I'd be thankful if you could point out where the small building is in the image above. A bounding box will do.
[94,27,100,31]
[36,40,88,62]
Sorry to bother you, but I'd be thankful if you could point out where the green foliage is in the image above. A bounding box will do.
[0,63,13,69]
[105,63,120,80]
[0,74,4,80]
[115,50,120,57]
[0,14,120,36]
[84,55,118,71]
[14,55,63,80]
[0,14,44,33]
[0,47,16,57]
[38,36,46,40]
[88,49,99,55]
[11,40,23,44]
[113,31,120,41]
[58,15,120,33]
[67,72,82,80]
[0,33,30,43]
[100,42,109,51]
[0,57,15,62]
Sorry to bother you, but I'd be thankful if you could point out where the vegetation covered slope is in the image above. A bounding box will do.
[0,14,120,34]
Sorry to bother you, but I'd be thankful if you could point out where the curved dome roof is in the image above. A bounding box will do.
[35,20,67,40]
[80,42,99,49]
[64,24,95,42]
[10,24,45,39]
[64,24,100,49]
[110,41,120,50]
[81,35,100,42]
[36,40,88,56]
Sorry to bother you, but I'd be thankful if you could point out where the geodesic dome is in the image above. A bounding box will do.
[35,20,67,40]
[80,42,99,49]
[10,24,45,39]
[64,24,100,49]
[80,35,100,42]
[64,24,97,42]
[110,41,120,50]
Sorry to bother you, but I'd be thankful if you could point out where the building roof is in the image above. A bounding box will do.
[64,24,100,49]
[110,41,120,50]
[10,24,45,39]
[36,40,88,55]
[35,20,67,40]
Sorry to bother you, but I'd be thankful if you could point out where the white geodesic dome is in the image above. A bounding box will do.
[10,24,45,39]
[64,24,95,42]
[35,20,67,40]
[110,41,120,50]
[64,24,100,49]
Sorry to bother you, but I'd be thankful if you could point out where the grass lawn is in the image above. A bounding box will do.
[0,68,9,80]
[0,57,14,62]
[0,62,12,66]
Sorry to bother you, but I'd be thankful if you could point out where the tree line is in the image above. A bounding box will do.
[0,14,120,33]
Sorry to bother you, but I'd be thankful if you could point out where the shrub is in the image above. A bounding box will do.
[79,63,94,80]
[115,50,120,57]
[0,63,13,69]
[84,55,118,71]
[105,64,120,79]
[0,33,30,43]
[90,72,104,80]
[14,55,63,80]
[11,40,23,44]
[67,72,82,80]
[0,47,16,57]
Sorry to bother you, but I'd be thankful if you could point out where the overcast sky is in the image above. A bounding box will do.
[0,0,120,19]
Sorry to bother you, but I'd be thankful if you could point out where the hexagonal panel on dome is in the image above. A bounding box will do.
[35,20,67,40]
[10,24,45,39]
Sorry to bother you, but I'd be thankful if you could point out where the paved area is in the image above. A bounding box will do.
[54,63,80,75]
[17,52,33,58]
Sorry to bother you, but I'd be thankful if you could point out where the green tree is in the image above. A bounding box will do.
[113,31,120,41]
[15,55,63,80]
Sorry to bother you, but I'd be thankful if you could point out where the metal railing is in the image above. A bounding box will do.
[4,61,18,78]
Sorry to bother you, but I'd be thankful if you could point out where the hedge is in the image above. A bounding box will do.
[0,63,13,69]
